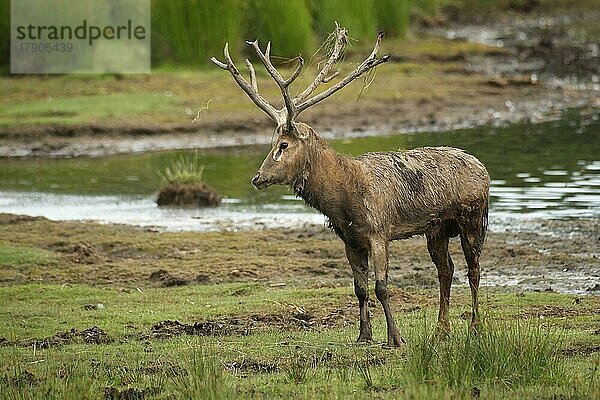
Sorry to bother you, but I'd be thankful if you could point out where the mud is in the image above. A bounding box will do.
[104,386,160,400]
[0,213,598,294]
[148,269,189,287]
[156,183,221,207]
[438,9,600,81]
[148,307,356,339]
[19,326,113,349]
[61,242,106,264]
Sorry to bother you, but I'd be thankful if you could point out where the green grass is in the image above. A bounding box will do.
[0,35,499,131]
[151,0,243,66]
[375,0,412,37]
[0,245,53,267]
[311,0,377,41]
[159,151,205,185]
[0,93,179,126]
[0,283,598,399]
[244,0,314,60]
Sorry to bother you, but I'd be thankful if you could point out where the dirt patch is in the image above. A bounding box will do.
[1,213,599,294]
[559,345,600,357]
[156,183,221,207]
[61,242,106,264]
[104,387,160,400]
[224,360,280,374]
[520,305,593,319]
[2,370,39,388]
[514,24,600,79]
[149,308,356,340]
[24,326,113,348]
[148,269,189,287]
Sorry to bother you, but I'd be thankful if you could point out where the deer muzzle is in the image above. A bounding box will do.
[251,172,270,190]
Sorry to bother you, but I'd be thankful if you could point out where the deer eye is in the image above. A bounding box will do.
[279,142,288,150]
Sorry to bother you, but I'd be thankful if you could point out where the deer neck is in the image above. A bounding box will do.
[293,137,354,219]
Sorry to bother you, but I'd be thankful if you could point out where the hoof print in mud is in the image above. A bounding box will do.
[156,183,221,207]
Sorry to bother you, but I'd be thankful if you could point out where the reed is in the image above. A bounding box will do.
[311,0,377,41]
[152,0,242,66]
[244,0,314,61]
[374,0,412,37]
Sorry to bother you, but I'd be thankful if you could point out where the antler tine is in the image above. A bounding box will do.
[284,56,304,86]
[245,59,258,92]
[246,39,304,131]
[294,23,348,103]
[210,43,284,125]
[295,31,390,116]
[246,40,285,85]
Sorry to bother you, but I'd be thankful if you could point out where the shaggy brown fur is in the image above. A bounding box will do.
[253,123,490,346]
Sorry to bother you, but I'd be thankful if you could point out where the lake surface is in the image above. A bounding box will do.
[0,109,598,232]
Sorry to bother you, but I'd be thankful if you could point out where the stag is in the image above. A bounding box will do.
[212,25,490,347]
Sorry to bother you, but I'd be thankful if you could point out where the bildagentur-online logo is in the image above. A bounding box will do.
[11,0,150,74]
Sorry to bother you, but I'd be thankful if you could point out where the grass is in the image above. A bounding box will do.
[311,0,377,41]
[151,0,243,66]
[159,151,205,185]
[0,282,598,399]
[245,0,314,60]
[0,215,598,399]
[0,36,500,131]
[374,0,412,37]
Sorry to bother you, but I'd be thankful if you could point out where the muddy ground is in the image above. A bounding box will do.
[0,213,598,295]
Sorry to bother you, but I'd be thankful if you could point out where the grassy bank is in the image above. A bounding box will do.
[0,214,599,398]
[0,36,503,133]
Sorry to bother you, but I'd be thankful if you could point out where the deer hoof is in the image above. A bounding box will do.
[435,324,451,339]
[356,332,373,343]
[385,332,405,348]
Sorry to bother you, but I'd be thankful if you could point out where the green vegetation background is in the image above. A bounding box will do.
[0,0,547,70]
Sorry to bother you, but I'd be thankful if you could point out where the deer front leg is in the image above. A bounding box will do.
[370,240,405,347]
[345,245,372,343]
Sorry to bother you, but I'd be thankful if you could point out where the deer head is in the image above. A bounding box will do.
[211,24,390,190]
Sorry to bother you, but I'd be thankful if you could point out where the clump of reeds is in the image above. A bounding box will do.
[156,151,220,207]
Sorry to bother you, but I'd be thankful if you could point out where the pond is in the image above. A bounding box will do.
[0,109,598,232]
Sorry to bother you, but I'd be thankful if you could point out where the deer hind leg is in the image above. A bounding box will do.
[459,204,486,332]
[426,230,453,335]
[345,245,372,343]
[370,240,405,347]
[460,229,483,332]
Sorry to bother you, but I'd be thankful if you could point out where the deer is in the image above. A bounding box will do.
[211,24,490,347]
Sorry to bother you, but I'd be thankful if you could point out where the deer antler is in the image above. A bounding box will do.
[245,39,304,132]
[211,24,390,133]
[210,43,286,126]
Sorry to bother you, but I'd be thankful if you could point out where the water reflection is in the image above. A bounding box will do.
[0,109,598,230]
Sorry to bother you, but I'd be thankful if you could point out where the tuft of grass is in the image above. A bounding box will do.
[405,317,567,389]
[169,344,234,400]
[159,151,205,185]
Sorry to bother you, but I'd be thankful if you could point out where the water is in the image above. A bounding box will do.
[0,109,598,231]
